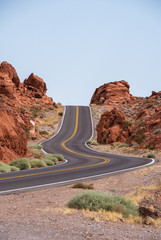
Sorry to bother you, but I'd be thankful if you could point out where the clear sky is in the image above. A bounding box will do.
[0,0,161,105]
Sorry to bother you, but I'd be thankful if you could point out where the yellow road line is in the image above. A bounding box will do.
[0,106,110,181]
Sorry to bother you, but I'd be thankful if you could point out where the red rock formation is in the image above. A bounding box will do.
[92,80,161,149]
[91,80,132,105]
[0,61,55,163]
[96,108,132,144]
[0,61,20,88]
[24,73,47,98]
[0,104,27,163]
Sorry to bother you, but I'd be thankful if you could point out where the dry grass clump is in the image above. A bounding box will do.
[72,182,94,190]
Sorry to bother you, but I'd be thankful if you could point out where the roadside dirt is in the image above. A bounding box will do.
[0,154,160,240]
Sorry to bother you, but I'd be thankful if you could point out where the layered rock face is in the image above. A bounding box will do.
[91,80,161,149]
[0,61,54,163]
[96,108,132,144]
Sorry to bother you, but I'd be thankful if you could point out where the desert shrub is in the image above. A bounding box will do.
[29,159,47,168]
[23,125,30,133]
[0,99,5,103]
[43,159,54,166]
[0,166,10,172]
[125,120,132,127]
[145,142,156,150]
[118,143,127,148]
[51,154,64,161]
[58,112,63,116]
[9,158,31,170]
[31,137,37,140]
[147,153,155,158]
[10,166,19,171]
[43,154,58,164]
[30,106,41,118]
[39,131,49,135]
[0,162,11,172]
[110,188,117,192]
[72,182,94,190]
[67,191,138,218]
[30,148,42,158]
[86,140,92,144]
[135,137,144,144]
[90,142,99,146]
[135,129,145,144]
[32,145,42,149]
[19,107,26,114]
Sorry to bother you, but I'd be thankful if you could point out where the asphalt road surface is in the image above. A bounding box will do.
[0,106,154,194]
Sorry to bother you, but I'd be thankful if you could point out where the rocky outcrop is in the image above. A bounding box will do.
[0,61,20,98]
[0,61,20,88]
[91,80,132,105]
[0,61,55,163]
[0,105,27,163]
[91,80,161,149]
[96,108,132,144]
[24,73,47,98]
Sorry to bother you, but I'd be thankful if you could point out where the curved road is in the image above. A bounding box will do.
[0,106,154,194]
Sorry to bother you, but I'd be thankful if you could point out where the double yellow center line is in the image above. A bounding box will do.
[0,106,110,181]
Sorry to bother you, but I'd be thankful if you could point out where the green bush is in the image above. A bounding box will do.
[43,159,54,166]
[29,159,47,168]
[125,120,132,127]
[31,137,37,140]
[9,158,31,170]
[86,140,92,144]
[58,112,63,116]
[0,166,10,172]
[72,182,94,190]
[147,153,155,158]
[39,131,49,135]
[32,145,42,149]
[91,142,99,146]
[10,166,19,171]
[67,191,138,218]
[0,162,11,172]
[118,143,127,148]
[43,154,58,164]
[30,148,42,158]
[52,154,64,161]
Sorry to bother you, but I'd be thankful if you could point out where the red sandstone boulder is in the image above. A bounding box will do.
[96,108,132,144]
[91,80,131,105]
[24,73,47,98]
[0,61,20,88]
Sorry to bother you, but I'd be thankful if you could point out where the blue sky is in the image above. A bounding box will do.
[0,0,161,105]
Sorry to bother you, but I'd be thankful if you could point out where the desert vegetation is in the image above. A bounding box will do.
[67,191,139,218]
[0,145,64,172]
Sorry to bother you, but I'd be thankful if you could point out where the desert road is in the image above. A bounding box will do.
[0,106,154,194]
